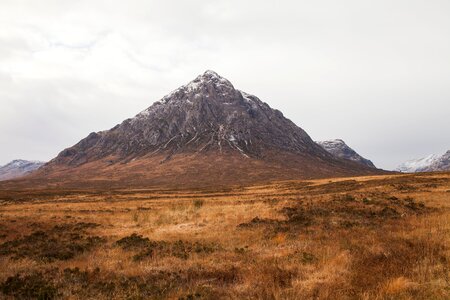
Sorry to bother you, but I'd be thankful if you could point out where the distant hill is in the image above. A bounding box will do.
[316,139,376,168]
[0,160,45,181]
[397,151,450,172]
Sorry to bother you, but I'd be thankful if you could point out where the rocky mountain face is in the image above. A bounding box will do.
[397,150,450,172]
[316,139,376,168]
[30,71,382,188]
[0,160,45,181]
[51,71,325,165]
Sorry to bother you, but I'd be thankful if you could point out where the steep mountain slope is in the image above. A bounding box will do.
[0,160,45,181]
[316,139,376,168]
[50,71,322,165]
[397,151,450,172]
[22,71,383,188]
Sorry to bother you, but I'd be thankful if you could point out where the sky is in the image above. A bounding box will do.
[1,0,449,170]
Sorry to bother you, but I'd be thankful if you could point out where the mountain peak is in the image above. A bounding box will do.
[140,70,236,109]
[134,70,240,122]
[192,69,234,89]
[200,69,224,79]
[188,70,234,91]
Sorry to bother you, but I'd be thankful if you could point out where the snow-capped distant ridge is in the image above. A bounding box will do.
[316,139,376,168]
[396,154,440,173]
[7,159,44,167]
[397,150,450,172]
[0,159,46,181]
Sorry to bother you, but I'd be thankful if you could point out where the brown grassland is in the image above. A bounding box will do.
[0,172,449,299]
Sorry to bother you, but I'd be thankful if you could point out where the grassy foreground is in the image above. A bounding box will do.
[0,173,449,299]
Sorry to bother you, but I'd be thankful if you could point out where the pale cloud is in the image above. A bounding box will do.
[1,0,450,169]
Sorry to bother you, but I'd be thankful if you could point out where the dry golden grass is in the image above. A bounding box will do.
[0,172,449,299]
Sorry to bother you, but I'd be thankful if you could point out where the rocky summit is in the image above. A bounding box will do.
[27,71,382,188]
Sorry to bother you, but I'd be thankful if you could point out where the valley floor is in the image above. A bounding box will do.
[0,173,449,299]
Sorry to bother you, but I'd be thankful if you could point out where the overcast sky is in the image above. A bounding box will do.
[1,0,449,169]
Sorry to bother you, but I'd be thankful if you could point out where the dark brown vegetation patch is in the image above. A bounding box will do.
[61,267,183,299]
[0,222,105,262]
[1,266,240,299]
[239,193,431,232]
[52,222,100,232]
[0,271,58,300]
[116,233,219,260]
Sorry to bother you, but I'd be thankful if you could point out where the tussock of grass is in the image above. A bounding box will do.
[116,233,219,261]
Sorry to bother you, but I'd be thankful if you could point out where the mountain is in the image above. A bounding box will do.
[21,71,383,188]
[397,151,450,173]
[316,139,376,168]
[0,160,45,181]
